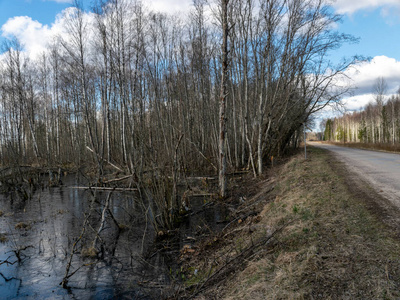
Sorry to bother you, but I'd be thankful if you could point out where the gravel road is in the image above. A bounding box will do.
[309,142,400,209]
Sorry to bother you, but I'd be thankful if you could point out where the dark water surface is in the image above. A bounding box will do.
[0,176,170,299]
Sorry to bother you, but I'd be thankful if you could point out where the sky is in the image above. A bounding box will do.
[0,0,400,128]
[327,0,400,116]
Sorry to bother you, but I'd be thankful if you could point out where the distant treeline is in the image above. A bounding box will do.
[323,86,400,144]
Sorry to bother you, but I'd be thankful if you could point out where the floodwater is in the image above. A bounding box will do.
[0,175,172,299]
[0,175,230,299]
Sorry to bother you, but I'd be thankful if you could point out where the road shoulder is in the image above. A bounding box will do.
[326,148,400,235]
[177,146,400,299]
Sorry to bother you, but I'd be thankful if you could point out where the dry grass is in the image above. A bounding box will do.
[222,147,400,300]
[81,246,98,258]
[182,147,400,300]
[329,141,400,153]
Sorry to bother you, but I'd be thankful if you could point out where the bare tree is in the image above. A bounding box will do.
[0,0,358,216]
[219,0,229,197]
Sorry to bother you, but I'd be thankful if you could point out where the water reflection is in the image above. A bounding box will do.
[0,175,167,299]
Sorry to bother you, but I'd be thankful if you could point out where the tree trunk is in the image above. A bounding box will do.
[219,0,229,198]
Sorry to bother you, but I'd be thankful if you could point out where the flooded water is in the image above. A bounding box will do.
[0,175,172,299]
[0,174,231,299]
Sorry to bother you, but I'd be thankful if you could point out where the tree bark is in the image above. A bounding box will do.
[219,0,229,198]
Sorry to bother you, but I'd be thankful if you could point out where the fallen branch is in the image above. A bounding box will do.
[184,221,293,299]
[186,176,217,181]
[102,175,131,184]
[61,203,93,288]
[86,146,123,172]
[92,192,112,250]
[69,186,137,191]
[185,137,218,171]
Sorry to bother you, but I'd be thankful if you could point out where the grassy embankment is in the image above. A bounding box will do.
[179,146,400,299]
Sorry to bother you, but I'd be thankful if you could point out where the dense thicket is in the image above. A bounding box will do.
[0,0,352,178]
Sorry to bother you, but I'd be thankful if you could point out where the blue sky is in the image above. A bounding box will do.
[334,9,400,62]
[0,0,71,30]
[323,1,400,122]
[0,0,400,121]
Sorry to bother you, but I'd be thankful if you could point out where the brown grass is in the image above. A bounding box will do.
[81,246,98,258]
[222,147,400,300]
[329,141,400,153]
[182,147,400,299]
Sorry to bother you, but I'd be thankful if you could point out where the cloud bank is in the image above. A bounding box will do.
[342,56,400,110]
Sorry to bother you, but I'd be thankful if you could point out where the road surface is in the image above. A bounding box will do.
[309,142,400,209]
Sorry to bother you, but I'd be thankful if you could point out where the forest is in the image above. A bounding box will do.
[323,78,400,145]
[0,0,354,223]
[0,0,365,297]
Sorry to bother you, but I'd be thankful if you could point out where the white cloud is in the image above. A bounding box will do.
[146,0,193,14]
[345,56,400,97]
[333,55,400,112]
[0,14,68,59]
[315,55,400,128]
[332,0,400,15]
[0,0,199,60]
[1,16,51,58]
[342,94,376,111]
[0,7,97,60]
